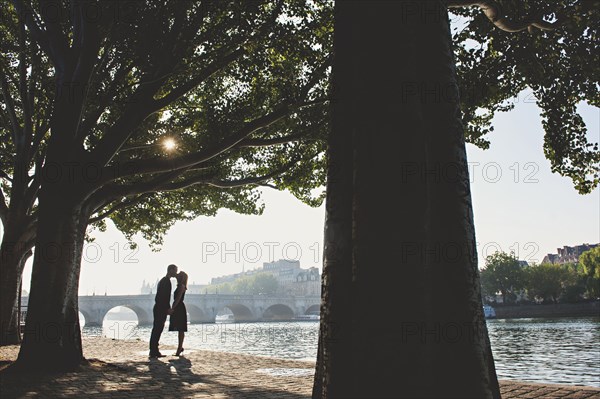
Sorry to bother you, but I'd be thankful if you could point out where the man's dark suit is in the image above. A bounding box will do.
[149,276,171,355]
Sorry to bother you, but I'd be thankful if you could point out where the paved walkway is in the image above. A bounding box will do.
[1,337,599,398]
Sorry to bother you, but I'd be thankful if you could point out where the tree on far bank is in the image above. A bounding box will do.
[526,263,568,303]
[579,246,600,279]
[481,260,589,304]
[249,273,279,295]
[232,273,279,295]
[480,252,525,304]
[1,0,332,368]
[558,262,587,302]
[579,246,600,298]
[209,273,279,295]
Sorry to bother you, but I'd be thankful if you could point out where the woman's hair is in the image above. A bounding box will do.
[177,271,188,288]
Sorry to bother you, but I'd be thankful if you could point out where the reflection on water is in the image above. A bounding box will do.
[486,317,600,387]
[83,317,600,387]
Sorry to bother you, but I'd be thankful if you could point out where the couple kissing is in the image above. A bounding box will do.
[149,264,188,358]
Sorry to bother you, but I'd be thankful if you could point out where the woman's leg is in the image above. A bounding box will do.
[178,331,184,350]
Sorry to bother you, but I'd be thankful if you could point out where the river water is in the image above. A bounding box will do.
[82,317,600,387]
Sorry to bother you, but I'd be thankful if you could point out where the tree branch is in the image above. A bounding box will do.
[153,173,216,192]
[87,0,286,168]
[21,215,38,246]
[87,168,193,212]
[205,176,272,189]
[76,60,134,143]
[88,193,152,224]
[150,48,246,112]
[10,0,55,64]
[37,0,70,74]
[89,47,246,167]
[71,0,102,139]
[258,182,278,190]
[98,103,294,184]
[18,14,33,152]
[0,170,13,182]
[143,165,288,193]
[0,69,23,145]
[205,155,308,190]
[26,39,41,158]
[23,150,45,214]
[29,123,49,165]
[89,150,303,216]
[239,133,306,148]
[96,78,326,187]
[86,92,161,167]
[205,174,280,190]
[0,187,9,227]
[447,1,567,32]
[299,55,333,100]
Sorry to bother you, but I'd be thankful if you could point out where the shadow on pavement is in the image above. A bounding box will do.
[0,357,311,398]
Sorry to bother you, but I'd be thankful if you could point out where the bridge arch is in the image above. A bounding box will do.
[305,304,320,315]
[79,310,90,327]
[186,304,213,323]
[78,306,105,327]
[223,303,255,322]
[263,304,294,321]
[104,305,152,326]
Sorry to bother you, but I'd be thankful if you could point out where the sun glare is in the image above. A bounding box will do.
[162,137,177,151]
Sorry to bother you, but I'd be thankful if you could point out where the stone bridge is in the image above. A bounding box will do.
[22,294,321,326]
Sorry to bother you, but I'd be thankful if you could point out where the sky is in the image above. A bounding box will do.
[16,92,599,296]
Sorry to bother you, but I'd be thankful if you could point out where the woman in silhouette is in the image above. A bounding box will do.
[168,271,188,356]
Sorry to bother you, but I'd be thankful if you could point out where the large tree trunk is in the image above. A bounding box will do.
[12,33,94,368]
[0,162,35,346]
[313,1,500,398]
[15,178,88,370]
[0,238,32,345]
[311,36,355,395]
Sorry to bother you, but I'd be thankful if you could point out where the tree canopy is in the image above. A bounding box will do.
[579,246,600,297]
[579,245,600,279]
[0,0,332,249]
[450,0,599,193]
[3,1,599,254]
[2,0,598,253]
[525,262,570,303]
[480,251,525,303]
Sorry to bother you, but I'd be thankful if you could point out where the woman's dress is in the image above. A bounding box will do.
[168,285,187,332]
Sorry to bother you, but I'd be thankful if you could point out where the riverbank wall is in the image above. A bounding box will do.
[493,301,600,319]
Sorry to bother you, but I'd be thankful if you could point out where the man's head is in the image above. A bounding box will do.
[167,264,178,277]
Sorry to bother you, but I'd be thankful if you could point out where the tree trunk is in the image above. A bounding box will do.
[15,182,88,370]
[313,1,500,398]
[311,26,355,394]
[0,239,32,345]
[1,154,35,346]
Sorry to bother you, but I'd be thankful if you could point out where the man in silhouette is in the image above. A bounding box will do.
[149,264,178,358]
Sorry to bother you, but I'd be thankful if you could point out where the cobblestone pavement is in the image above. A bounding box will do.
[1,337,598,398]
